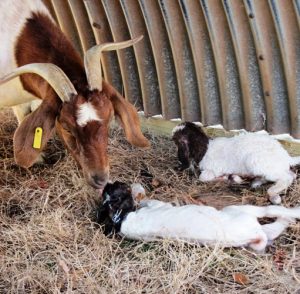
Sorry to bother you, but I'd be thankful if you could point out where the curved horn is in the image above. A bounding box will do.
[0,63,77,102]
[84,35,143,91]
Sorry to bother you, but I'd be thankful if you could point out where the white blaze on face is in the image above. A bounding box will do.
[76,102,102,127]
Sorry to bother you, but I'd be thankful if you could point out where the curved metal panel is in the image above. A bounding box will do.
[294,0,300,28]
[101,0,142,109]
[178,0,221,126]
[48,0,300,138]
[159,0,200,121]
[51,0,83,55]
[68,0,95,52]
[120,0,161,117]
[244,0,289,134]
[223,0,265,131]
[83,0,122,93]
[200,0,244,130]
[269,0,300,138]
[139,0,180,119]
[42,0,58,23]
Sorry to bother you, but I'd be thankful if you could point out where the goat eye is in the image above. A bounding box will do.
[64,128,73,135]
[62,124,76,137]
[111,196,118,201]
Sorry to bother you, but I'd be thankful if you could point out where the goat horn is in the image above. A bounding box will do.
[84,35,143,91]
[0,63,77,102]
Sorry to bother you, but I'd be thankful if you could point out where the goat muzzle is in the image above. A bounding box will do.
[86,170,109,190]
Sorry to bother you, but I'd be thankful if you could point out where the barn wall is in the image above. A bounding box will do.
[43,0,300,138]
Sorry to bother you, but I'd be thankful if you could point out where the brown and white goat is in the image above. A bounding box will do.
[0,0,149,189]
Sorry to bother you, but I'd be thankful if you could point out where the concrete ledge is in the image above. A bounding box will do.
[139,115,300,156]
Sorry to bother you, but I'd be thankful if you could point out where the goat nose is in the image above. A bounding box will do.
[91,173,109,187]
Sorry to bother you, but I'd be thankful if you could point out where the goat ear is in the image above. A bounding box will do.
[96,205,115,235]
[110,92,150,148]
[97,204,110,224]
[13,100,58,168]
[177,139,190,170]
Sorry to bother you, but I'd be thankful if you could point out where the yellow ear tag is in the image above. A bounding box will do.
[33,127,43,149]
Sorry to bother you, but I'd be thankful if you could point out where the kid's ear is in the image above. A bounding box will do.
[96,204,115,236]
[97,203,110,224]
[13,101,58,168]
[177,139,190,170]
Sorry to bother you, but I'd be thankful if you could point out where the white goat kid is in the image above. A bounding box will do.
[97,182,300,252]
[172,122,300,204]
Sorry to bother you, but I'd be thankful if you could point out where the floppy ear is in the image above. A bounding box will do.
[97,203,110,224]
[111,93,150,147]
[177,138,190,170]
[13,100,59,168]
[97,203,117,235]
[103,82,149,148]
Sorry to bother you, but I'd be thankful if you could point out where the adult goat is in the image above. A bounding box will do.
[0,0,149,189]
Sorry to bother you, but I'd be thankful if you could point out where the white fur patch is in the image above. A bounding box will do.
[172,124,186,136]
[77,102,102,127]
[131,183,146,199]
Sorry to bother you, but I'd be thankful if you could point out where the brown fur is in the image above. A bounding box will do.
[13,91,59,168]
[103,82,150,147]
[12,12,149,188]
[15,12,87,96]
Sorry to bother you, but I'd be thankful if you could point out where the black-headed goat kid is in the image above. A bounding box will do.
[172,122,300,204]
[97,181,300,252]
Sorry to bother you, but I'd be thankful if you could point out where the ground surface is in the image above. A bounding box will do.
[0,110,300,293]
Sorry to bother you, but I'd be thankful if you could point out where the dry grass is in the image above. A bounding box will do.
[0,109,300,294]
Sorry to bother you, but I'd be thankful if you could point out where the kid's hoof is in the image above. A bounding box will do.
[269,194,281,205]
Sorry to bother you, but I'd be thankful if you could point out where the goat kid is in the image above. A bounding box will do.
[172,122,300,204]
[97,181,300,251]
[0,0,149,190]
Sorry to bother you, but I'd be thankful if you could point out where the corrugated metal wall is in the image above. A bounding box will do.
[43,0,300,138]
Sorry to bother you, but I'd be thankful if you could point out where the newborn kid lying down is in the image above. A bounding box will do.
[96,181,300,251]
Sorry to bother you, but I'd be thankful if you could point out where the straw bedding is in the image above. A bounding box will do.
[0,109,300,293]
